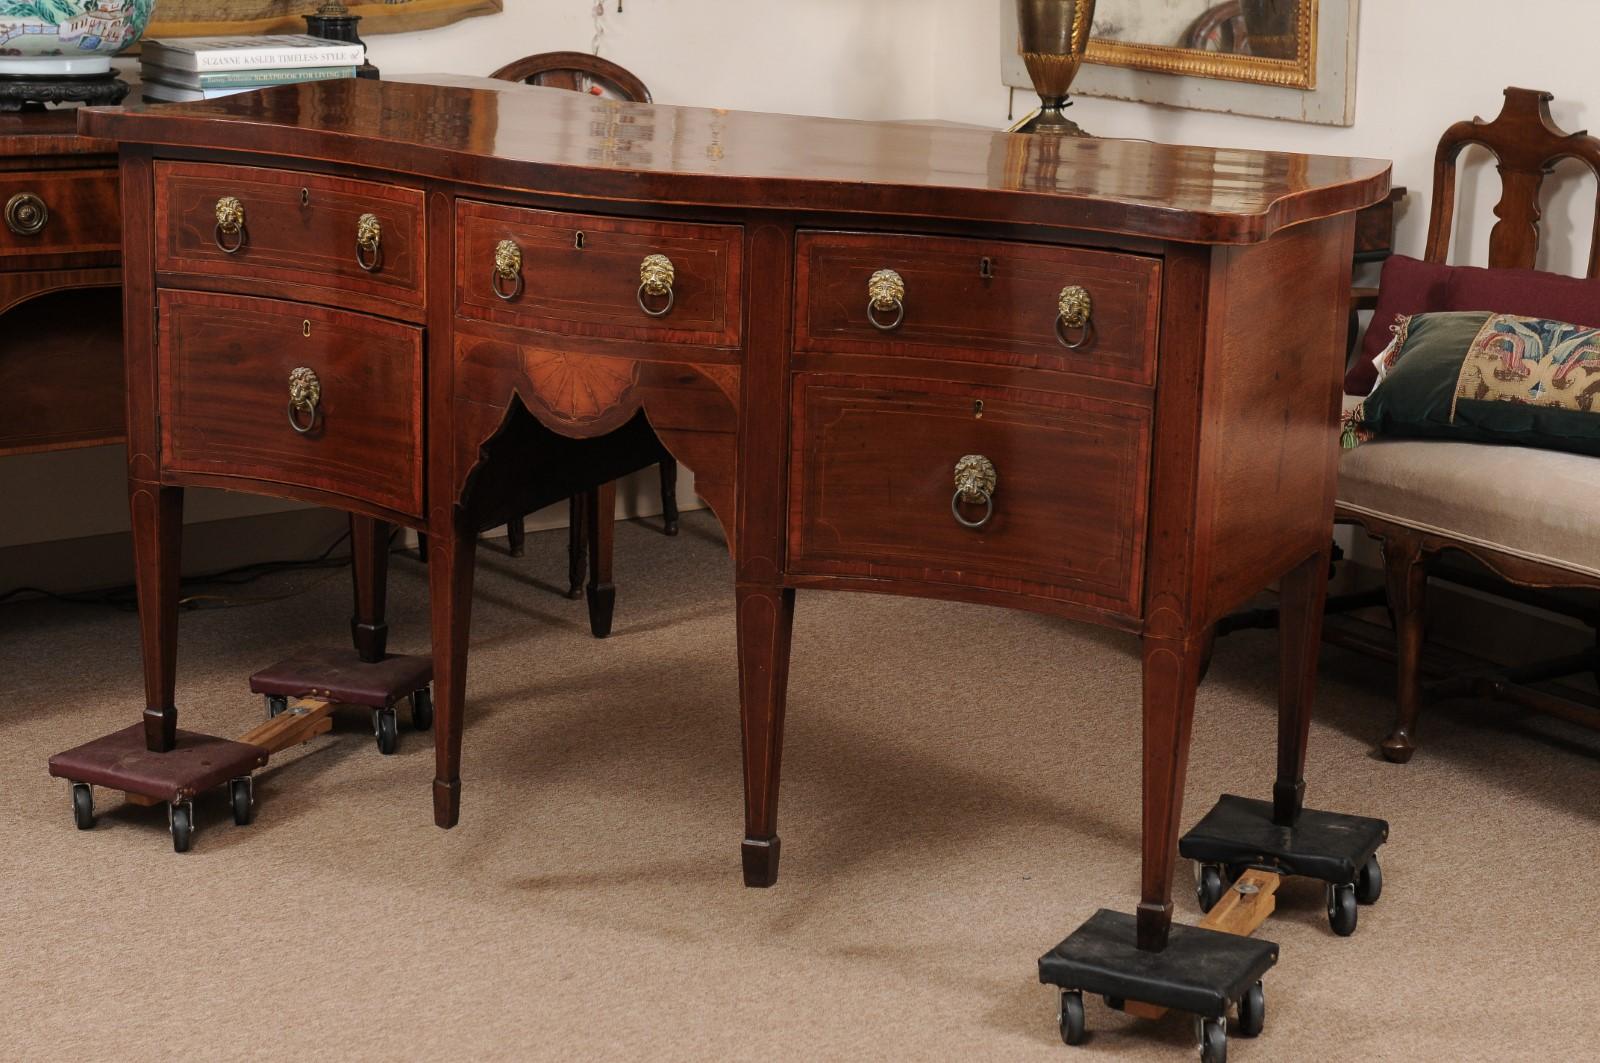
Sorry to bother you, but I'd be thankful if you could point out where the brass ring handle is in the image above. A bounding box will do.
[492,238,523,301]
[214,196,246,254]
[1056,284,1094,349]
[5,192,47,236]
[867,268,906,331]
[951,454,997,530]
[287,366,321,435]
[355,212,382,272]
[638,253,676,318]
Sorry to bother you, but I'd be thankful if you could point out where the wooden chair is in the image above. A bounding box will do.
[1337,87,1600,761]
[486,51,681,634]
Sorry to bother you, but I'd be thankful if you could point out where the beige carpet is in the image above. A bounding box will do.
[4,512,1599,1061]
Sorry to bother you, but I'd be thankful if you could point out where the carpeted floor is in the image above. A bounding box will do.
[3,512,1599,1061]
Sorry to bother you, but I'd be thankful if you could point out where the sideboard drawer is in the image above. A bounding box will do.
[0,169,118,259]
[788,375,1150,613]
[456,199,742,347]
[158,291,423,516]
[155,161,425,309]
[794,232,1161,385]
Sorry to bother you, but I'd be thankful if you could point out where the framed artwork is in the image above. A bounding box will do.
[147,0,503,38]
[1000,0,1361,126]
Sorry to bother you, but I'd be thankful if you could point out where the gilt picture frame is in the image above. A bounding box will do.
[1000,0,1360,127]
[147,0,502,39]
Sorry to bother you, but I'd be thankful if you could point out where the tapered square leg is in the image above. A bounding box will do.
[349,514,391,664]
[1138,630,1205,952]
[737,584,795,887]
[1275,548,1332,825]
[585,481,617,639]
[1381,531,1427,764]
[567,493,588,599]
[505,514,526,557]
[130,481,183,752]
[659,458,679,536]
[427,511,475,829]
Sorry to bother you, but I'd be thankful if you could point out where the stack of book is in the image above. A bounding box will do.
[140,34,365,104]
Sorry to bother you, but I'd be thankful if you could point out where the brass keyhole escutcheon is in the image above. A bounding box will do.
[5,192,47,236]
[302,319,312,337]
[574,231,586,250]
[301,187,310,207]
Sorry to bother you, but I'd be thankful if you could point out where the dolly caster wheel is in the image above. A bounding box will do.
[1356,854,1382,905]
[169,801,194,853]
[1327,882,1358,936]
[1235,981,1264,1038]
[1058,989,1086,1046]
[1196,863,1228,913]
[230,777,254,826]
[410,687,434,731]
[1197,1016,1227,1063]
[374,707,398,755]
[266,695,288,719]
[71,783,94,830]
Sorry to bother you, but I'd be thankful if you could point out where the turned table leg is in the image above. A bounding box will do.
[737,583,795,887]
[349,515,391,664]
[130,481,183,753]
[1275,548,1331,826]
[1137,630,1204,952]
[428,510,476,829]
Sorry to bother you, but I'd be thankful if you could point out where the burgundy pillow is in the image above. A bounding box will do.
[1345,255,1600,395]
[1345,255,1452,395]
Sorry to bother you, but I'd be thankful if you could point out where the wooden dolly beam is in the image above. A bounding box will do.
[1122,870,1281,1021]
[121,699,335,807]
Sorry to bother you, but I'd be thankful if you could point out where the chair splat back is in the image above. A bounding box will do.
[1424,86,1600,277]
[489,50,652,104]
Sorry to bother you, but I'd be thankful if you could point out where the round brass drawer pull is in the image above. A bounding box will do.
[951,454,997,530]
[492,238,523,301]
[214,196,247,254]
[5,192,47,236]
[867,268,905,331]
[355,212,383,272]
[287,366,322,434]
[638,253,676,317]
[1056,284,1094,349]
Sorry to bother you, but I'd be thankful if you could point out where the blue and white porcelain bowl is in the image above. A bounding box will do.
[0,0,154,77]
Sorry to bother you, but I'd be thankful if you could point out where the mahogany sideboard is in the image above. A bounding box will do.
[81,76,1390,954]
[0,110,122,460]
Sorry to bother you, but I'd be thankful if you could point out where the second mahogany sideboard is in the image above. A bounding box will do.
[82,76,1389,954]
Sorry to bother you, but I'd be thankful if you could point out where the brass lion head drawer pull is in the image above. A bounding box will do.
[951,454,997,530]
[355,212,383,272]
[287,366,322,434]
[867,268,905,331]
[5,192,47,236]
[493,238,523,300]
[638,253,676,317]
[1056,284,1094,349]
[214,195,247,254]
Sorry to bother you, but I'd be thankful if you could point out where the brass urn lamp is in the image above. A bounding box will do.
[1013,0,1097,136]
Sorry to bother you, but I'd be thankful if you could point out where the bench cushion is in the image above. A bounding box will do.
[1338,395,1600,579]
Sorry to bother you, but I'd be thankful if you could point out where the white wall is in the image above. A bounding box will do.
[5,0,1596,557]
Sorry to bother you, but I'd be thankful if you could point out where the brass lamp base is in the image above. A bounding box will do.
[1009,100,1089,137]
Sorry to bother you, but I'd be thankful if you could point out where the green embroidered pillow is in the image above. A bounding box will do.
[1345,311,1600,457]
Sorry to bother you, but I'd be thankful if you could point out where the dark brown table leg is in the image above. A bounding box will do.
[1275,547,1333,826]
[585,481,616,638]
[1137,630,1204,952]
[567,493,588,599]
[506,515,526,558]
[130,481,183,753]
[428,509,476,829]
[737,583,795,887]
[659,457,679,536]
[349,514,390,664]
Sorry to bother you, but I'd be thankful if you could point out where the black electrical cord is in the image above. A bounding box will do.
[0,527,407,611]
